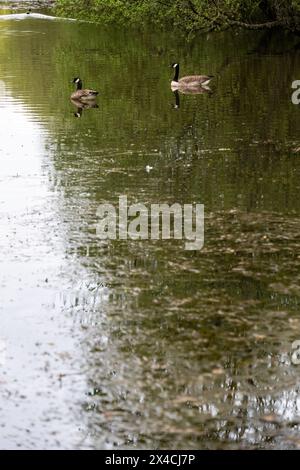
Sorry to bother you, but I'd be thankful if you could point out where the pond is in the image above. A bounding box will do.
[0,11,300,450]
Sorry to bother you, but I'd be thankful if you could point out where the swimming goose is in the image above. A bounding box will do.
[170,63,214,90]
[71,77,99,101]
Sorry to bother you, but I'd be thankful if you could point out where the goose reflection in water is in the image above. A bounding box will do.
[172,86,212,109]
[71,98,99,118]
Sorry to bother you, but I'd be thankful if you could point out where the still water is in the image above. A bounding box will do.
[0,12,300,449]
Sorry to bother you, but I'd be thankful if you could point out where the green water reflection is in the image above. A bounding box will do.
[1,16,300,449]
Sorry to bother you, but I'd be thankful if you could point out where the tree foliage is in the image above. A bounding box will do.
[55,0,300,34]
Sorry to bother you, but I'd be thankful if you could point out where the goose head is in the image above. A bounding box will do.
[71,77,82,90]
[72,77,82,84]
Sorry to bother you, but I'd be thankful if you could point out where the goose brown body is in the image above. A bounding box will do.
[71,77,99,101]
[170,63,213,90]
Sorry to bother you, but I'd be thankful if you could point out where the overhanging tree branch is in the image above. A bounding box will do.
[228,19,283,29]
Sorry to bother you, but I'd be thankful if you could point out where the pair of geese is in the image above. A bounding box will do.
[71,63,213,104]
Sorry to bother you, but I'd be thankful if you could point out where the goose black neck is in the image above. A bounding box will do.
[173,64,179,82]
[76,80,83,90]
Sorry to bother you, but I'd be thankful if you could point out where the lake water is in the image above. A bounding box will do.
[0,12,300,449]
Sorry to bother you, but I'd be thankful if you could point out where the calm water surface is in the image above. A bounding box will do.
[0,13,300,449]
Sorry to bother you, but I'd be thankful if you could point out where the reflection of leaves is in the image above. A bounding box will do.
[4,18,300,449]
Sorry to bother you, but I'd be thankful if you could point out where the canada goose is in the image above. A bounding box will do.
[170,63,214,90]
[71,77,99,101]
